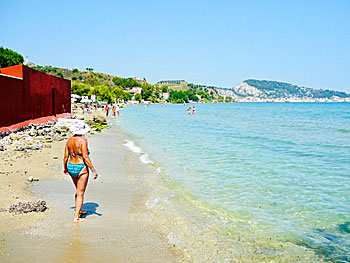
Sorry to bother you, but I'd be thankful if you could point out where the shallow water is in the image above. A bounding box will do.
[116,103,350,262]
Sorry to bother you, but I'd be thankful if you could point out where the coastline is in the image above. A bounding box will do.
[0,112,183,262]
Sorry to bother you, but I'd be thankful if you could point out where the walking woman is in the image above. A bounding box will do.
[63,120,98,223]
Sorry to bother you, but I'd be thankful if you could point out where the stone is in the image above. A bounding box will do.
[10,133,19,140]
[27,176,39,182]
[37,130,43,136]
[36,136,45,141]
[14,145,25,151]
[0,145,4,151]
[29,128,37,137]
[26,144,42,151]
[43,128,51,134]
[44,136,53,143]
[53,134,64,141]
[24,139,34,145]
[93,115,107,124]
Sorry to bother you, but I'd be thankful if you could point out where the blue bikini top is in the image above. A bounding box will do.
[67,138,90,156]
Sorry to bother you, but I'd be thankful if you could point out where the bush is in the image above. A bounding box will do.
[57,72,64,78]
[135,93,142,102]
[73,68,79,73]
[71,82,91,96]
[0,47,24,68]
[72,75,77,80]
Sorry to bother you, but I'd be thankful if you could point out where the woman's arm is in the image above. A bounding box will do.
[82,138,98,179]
[63,141,69,174]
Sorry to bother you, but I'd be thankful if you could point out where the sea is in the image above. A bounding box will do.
[113,103,350,262]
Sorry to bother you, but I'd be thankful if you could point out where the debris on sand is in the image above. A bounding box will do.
[9,200,48,214]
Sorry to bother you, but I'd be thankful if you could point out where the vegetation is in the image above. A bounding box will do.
[245,79,349,99]
[29,63,225,104]
[112,76,140,88]
[167,89,200,103]
[0,47,24,68]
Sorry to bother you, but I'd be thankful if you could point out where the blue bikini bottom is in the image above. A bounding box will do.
[67,163,86,178]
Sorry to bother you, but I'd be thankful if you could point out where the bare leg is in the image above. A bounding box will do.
[71,167,89,223]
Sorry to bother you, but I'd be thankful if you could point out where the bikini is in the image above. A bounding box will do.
[66,138,90,178]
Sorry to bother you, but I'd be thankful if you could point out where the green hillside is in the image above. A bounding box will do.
[245,79,349,99]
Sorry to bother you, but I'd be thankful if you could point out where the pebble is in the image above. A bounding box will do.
[27,176,39,182]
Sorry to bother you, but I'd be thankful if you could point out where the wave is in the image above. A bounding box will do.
[140,153,154,164]
[124,139,144,154]
[124,139,154,164]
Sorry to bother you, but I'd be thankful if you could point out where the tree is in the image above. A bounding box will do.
[168,90,189,103]
[135,93,142,102]
[71,82,91,96]
[73,68,79,73]
[141,84,154,101]
[92,85,114,103]
[0,47,24,68]
[112,86,131,101]
[113,76,141,88]
[83,73,100,86]
[225,96,233,102]
[161,85,168,93]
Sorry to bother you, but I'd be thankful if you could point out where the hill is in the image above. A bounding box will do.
[216,79,350,102]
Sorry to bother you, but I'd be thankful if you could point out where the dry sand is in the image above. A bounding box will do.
[0,112,183,262]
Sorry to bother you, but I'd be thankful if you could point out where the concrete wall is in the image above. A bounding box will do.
[0,65,71,127]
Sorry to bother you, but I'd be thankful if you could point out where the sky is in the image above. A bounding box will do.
[1,0,350,92]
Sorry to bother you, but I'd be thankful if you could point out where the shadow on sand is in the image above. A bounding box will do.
[70,202,103,218]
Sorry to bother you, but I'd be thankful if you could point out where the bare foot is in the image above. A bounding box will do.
[73,218,86,223]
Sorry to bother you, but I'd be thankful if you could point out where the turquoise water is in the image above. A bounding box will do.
[116,103,350,262]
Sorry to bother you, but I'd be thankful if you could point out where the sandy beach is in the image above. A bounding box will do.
[0,112,183,262]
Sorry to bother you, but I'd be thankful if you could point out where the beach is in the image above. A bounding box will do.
[1,103,350,262]
[0,111,182,262]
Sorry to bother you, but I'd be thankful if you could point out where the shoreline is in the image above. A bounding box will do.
[0,111,183,262]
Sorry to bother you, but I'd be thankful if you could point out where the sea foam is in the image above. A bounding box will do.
[140,153,154,164]
[124,140,143,154]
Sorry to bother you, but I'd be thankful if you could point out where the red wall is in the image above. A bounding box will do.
[0,65,71,127]
[0,75,25,126]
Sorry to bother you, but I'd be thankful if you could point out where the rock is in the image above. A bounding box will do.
[29,128,37,137]
[36,136,45,141]
[93,115,107,124]
[44,136,53,143]
[37,129,43,136]
[53,134,64,141]
[9,200,48,214]
[0,145,4,151]
[14,145,25,151]
[86,120,95,126]
[26,144,42,151]
[10,133,19,140]
[43,144,51,148]
[43,128,51,134]
[24,138,34,145]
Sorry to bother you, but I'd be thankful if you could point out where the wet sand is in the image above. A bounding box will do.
[0,118,182,262]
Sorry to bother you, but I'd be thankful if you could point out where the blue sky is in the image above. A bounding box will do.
[2,0,349,92]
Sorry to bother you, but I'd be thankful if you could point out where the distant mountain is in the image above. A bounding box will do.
[216,79,350,101]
